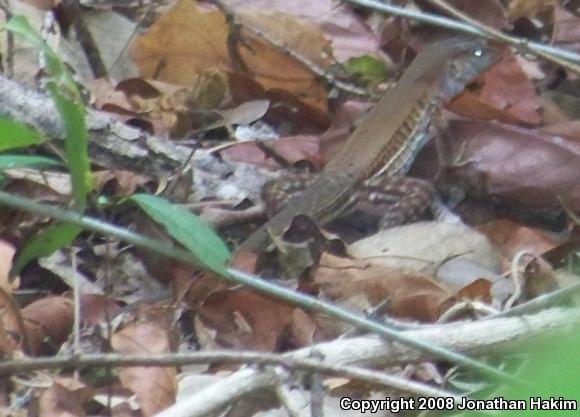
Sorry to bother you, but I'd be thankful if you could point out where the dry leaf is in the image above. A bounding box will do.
[313,253,455,322]
[197,288,298,350]
[445,120,580,211]
[111,322,177,416]
[131,0,330,112]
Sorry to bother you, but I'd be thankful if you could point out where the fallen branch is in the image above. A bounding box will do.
[0,75,189,177]
[153,307,577,417]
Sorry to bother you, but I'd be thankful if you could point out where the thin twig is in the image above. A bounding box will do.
[506,251,535,309]
[437,301,499,323]
[62,0,108,78]
[274,380,304,417]
[0,0,14,77]
[71,248,80,380]
[0,351,461,400]
[494,281,580,319]
[425,0,580,74]
[346,0,580,71]
[0,191,520,384]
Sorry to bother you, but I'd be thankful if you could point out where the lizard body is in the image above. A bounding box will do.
[238,36,501,254]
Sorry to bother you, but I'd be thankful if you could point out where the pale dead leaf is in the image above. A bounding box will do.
[348,221,501,274]
[4,169,72,196]
[0,240,17,292]
[224,0,384,61]
[219,99,270,125]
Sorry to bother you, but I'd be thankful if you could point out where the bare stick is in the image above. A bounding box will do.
[347,0,580,70]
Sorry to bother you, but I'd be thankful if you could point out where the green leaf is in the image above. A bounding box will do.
[0,155,62,170]
[48,86,91,211]
[455,325,580,416]
[344,55,388,84]
[11,223,81,278]
[130,194,230,274]
[5,16,91,210]
[5,16,80,101]
[0,118,46,151]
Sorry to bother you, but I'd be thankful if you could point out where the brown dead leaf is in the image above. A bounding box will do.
[524,255,560,299]
[197,288,297,350]
[456,278,493,304]
[39,378,94,417]
[543,235,580,268]
[93,170,150,196]
[111,322,177,416]
[0,289,20,356]
[80,294,122,327]
[449,52,541,125]
[95,77,201,138]
[313,254,455,322]
[228,77,331,132]
[218,135,320,169]
[131,0,330,113]
[478,219,561,259]
[91,77,134,111]
[17,296,74,355]
[444,119,580,211]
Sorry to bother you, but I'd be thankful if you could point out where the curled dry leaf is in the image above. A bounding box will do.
[313,253,455,322]
[131,0,330,113]
[111,322,177,416]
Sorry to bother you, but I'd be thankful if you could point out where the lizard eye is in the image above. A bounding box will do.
[473,47,484,57]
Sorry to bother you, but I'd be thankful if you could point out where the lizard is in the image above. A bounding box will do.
[237,36,502,255]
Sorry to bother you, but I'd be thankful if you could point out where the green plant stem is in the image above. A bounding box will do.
[0,190,522,385]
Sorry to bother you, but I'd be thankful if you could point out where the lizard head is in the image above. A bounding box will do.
[416,36,503,102]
